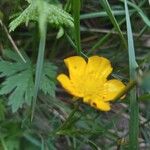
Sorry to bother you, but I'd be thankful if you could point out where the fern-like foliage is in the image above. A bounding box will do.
[9,0,74,31]
[0,50,57,112]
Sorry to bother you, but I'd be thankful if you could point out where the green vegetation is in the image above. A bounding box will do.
[0,0,150,149]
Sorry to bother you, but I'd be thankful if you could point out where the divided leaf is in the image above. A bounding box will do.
[9,0,74,32]
[0,67,34,112]
[40,62,57,97]
[0,50,57,112]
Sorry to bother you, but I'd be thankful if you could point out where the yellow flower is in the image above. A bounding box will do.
[57,56,126,111]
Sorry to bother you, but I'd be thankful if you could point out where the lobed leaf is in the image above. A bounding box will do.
[40,62,57,97]
[9,1,74,32]
[0,50,57,112]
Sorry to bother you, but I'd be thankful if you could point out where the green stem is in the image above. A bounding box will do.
[89,0,146,54]
[125,1,139,149]
[31,24,47,121]
[100,0,127,49]
[0,20,26,63]
[72,0,82,55]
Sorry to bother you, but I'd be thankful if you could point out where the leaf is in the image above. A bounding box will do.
[32,13,47,120]
[71,0,82,54]
[100,0,127,49]
[139,94,150,101]
[124,0,139,149]
[80,9,135,20]
[9,0,74,32]
[120,0,150,27]
[0,62,34,112]
[0,50,57,112]
[0,99,5,121]
[9,4,37,32]
[0,60,28,77]
[3,48,30,63]
[40,62,57,97]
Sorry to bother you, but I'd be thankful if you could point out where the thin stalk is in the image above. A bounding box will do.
[100,0,127,49]
[80,10,134,20]
[125,1,139,149]
[0,20,26,63]
[72,0,82,55]
[89,0,146,54]
[120,0,150,28]
[31,24,47,121]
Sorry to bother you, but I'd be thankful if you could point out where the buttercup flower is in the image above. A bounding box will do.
[57,56,126,111]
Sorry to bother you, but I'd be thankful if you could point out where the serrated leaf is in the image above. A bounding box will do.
[0,49,30,77]
[3,49,30,63]
[0,50,57,112]
[43,62,57,79]
[45,3,74,27]
[9,4,37,32]
[9,1,74,32]
[40,62,57,97]
[0,64,34,112]
[0,60,28,77]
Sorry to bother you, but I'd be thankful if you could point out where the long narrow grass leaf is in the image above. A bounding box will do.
[100,0,127,49]
[80,10,134,20]
[90,0,146,53]
[125,1,139,149]
[31,27,47,120]
[120,0,150,27]
[31,1,47,120]
[72,0,82,54]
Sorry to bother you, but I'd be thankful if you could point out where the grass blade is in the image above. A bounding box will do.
[71,0,82,55]
[31,1,47,120]
[124,0,139,149]
[80,10,134,20]
[31,26,47,121]
[90,0,146,54]
[0,20,26,63]
[120,0,150,27]
[100,0,127,49]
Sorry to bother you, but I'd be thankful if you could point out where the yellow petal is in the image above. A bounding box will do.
[83,56,113,99]
[86,56,113,80]
[57,74,83,97]
[64,56,86,80]
[64,56,86,96]
[90,99,111,111]
[102,79,126,101]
